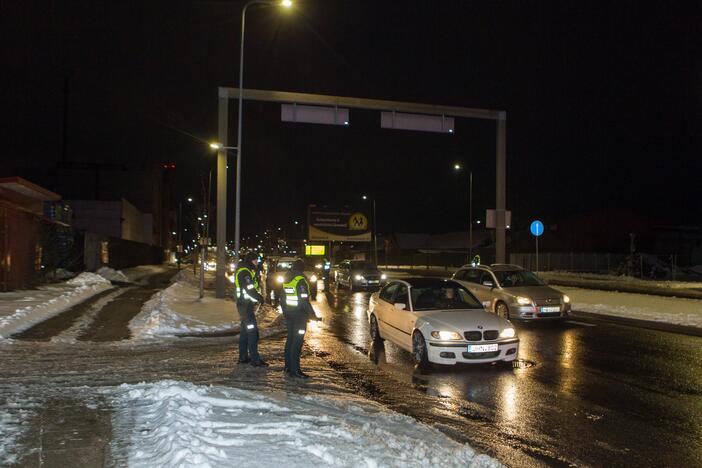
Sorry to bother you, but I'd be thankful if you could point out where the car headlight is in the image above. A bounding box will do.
[500,327,516,338]
[310,274,318,282]
[315,264,322,269]
[516,296,532,305]
[276,275,284,284]
[563,295,570,303]
[430,331,462,340]
[380,273,387,280]
[355,274,364,281]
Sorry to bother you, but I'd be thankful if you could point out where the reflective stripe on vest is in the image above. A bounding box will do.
[282,275,308,308]
[235,267,259,302]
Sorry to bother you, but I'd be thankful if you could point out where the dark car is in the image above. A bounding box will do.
[335,260,387,291]
[265,257,318,304]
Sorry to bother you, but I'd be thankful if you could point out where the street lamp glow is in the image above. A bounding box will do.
[281,0,292,7]
[454,163,461,170]
[187,197,193,202]
[362,195,368,200]
[209,142,222,150]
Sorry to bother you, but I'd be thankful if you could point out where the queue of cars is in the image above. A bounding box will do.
[261,255,565,369]
[365,263,571,368]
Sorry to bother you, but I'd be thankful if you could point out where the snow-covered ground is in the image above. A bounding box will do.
[129,270,239,339]
[0,272,113,339]
[107,380,500,468]
[562,286,702,328]
[0,265,171,339]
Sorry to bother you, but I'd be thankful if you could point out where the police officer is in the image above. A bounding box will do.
[235,252,268,367]
[281,259,317,379]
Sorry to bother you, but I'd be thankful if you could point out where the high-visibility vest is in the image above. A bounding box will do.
[283,275,309,309]
[235,267,260,302]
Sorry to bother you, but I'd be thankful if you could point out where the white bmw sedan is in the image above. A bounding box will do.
[368,278,519,367]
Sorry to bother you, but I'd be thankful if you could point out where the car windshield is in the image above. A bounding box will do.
[275,261,293,272]
[410,283,482,311]
[350,261,377,270]
[493,270,544,287]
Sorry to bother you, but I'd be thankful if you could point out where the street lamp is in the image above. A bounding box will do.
[361,195,378,265]
[453,163,474,262]
[225,0,293,298]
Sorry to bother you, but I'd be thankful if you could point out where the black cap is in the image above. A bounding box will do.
[244,252,258,265]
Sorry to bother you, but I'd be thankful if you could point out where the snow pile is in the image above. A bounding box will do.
[129,270,238,339]
[97,266,130,283]
[108,380,500,468]
[0,279,114,339]
[66,272,112,286]
[122,265,170,283]
[53,268,75,280]
[562,287,702,328]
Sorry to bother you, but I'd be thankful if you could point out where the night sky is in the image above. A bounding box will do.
[2,1,700,237]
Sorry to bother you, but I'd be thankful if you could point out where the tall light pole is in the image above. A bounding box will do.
[454,163,473,262]
[210,142,237,298]
[362,195,378,265]
[228,0,293,298]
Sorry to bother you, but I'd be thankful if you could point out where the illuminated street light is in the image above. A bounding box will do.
[222,0,296,298]
[187,197,193,202]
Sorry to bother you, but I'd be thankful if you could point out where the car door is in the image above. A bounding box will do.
[474,271,498,308]
[386,283,413,350]
[375,282,400,342]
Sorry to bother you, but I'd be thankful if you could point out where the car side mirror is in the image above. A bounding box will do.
[394,302,406,310]
[482,281,494,288]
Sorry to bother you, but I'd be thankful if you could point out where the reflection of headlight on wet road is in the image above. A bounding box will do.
[353,305,365,317]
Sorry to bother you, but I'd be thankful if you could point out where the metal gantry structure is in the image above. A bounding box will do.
[215,87,507,298]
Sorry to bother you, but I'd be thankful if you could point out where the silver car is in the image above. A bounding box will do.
[452,264,571,320]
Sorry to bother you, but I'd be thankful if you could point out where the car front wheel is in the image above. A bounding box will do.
[496,301,510,319]
[412,331,429,368]
[370,314,383,343]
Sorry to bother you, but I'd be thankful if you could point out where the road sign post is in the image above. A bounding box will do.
[530,220,544,273]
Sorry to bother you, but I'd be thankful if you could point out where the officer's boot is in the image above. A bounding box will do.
[290,325,308,379]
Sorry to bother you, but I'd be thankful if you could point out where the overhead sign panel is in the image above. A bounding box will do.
[281,104,349,126]
[308,205,371,242]
[486,209,512,229]
[305,244,326,256]
[380,111,455,134]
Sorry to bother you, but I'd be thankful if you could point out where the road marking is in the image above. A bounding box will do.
[566,320,597,327]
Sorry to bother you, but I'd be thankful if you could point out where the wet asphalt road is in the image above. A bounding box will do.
[310,282,702,467]
[4,270,701,467]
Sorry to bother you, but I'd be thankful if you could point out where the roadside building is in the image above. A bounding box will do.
[0,177,64,290]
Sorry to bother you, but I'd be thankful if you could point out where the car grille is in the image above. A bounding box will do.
[462,351,500,360]
[534,298,561,307]
[463,330,500,341]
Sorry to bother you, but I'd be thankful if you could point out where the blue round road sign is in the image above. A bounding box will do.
[530,220,544,237]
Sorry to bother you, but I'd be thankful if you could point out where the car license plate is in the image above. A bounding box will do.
[541,306,560,313]
[467,344,498,353]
